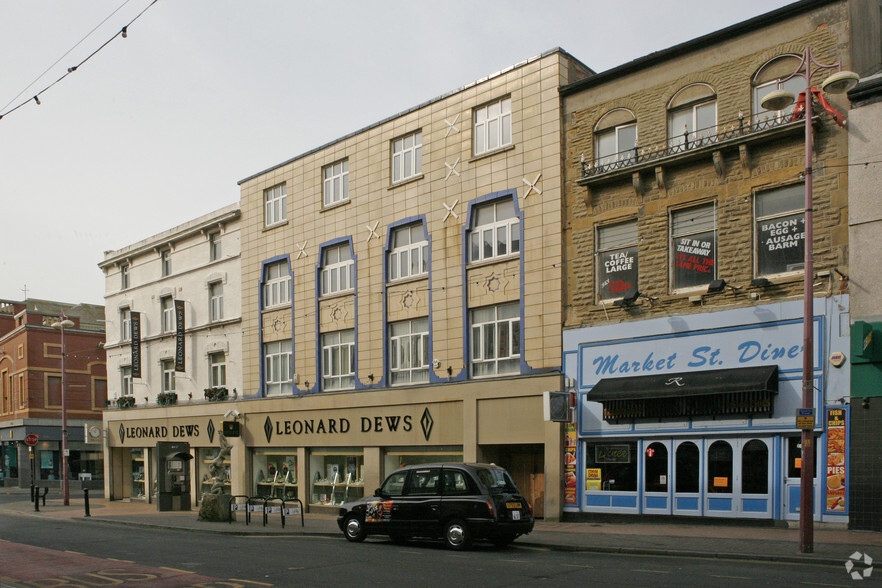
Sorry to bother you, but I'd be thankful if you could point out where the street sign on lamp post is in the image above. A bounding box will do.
[761,48,857,554]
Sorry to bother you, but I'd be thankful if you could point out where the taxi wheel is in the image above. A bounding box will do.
[343,515,367,542]
[443,519,472,550]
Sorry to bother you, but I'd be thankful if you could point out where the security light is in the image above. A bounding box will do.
[613,290,641,308]
[706,279,727,293]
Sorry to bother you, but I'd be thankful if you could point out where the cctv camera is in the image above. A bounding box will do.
[224,409,234,418]
[224,409,241,419]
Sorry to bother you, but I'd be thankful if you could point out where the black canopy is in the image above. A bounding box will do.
[588,365,778,421]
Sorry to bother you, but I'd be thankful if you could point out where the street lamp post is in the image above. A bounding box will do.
[761,48,857,554]
[51,315,75,506]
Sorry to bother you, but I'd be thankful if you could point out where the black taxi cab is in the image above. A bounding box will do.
[337,462,534,549]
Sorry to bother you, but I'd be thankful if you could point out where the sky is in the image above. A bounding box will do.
[0,0,793,307]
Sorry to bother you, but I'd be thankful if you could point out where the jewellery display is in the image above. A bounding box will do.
[254,453,298,500]
[309,452,364,507]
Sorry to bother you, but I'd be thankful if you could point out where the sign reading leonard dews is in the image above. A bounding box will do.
[256,403,461,447]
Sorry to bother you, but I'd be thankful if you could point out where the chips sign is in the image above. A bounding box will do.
[25,434,39,446]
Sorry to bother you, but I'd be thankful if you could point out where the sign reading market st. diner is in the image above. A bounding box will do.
[578,317,821,388]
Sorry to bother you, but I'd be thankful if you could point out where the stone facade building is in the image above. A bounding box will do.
[560,0,858,522]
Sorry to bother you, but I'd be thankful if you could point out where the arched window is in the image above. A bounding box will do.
[667,84,716,148]
[752,55,803,120]
[320,242,355,296]
[593,108,637,168]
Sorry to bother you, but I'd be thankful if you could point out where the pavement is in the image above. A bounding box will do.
[2,487,881,568]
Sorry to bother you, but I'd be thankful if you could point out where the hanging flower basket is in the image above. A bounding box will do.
[116,396,136,409]
[157,392,178,406]
[204,387,229,402]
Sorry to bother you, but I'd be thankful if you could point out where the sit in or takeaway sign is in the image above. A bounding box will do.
[578,317,821,387]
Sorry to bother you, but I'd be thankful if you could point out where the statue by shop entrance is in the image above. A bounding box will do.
[198,432,233,522]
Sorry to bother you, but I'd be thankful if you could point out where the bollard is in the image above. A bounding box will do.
[83,487,91,517]
[34,487,39,512]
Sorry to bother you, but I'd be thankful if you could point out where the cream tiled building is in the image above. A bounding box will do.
[228,49,591,519]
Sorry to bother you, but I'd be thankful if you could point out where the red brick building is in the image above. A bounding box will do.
[0,299,106,489]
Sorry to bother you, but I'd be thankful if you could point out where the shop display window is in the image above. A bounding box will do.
[310,450,363,507]
[1,443,18,479]
[131,448,146,499]
[584,441,637,492]
[383,449,463,475]
[254,451,297,499]
[69,444,103,481]
[37,442,60,480]
[199,447,231,496]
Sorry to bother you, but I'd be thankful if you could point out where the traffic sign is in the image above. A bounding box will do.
[24,434,39,446]
[796,408,815,429]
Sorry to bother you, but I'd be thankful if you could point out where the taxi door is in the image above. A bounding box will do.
[398,467,443,534]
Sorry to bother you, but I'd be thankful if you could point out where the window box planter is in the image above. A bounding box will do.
[204,387,229,402]
[116,396,136,409]
[157,392,178,406]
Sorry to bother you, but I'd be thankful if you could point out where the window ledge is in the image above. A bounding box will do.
[319,290,355,301]
[387,174,424,190]
[467,253,520,269]
[263,220,289,232]
[387,274,428,287]
[469,143,516,164]
[262,304,292,313]
[320,199,350,213]
[670,285,713,297]
[469,370,521,380]
[756,271,804,285]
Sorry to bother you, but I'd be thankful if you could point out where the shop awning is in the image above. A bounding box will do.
[588,365,778,422]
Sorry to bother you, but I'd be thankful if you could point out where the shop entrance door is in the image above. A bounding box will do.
[783,435,821,521]
[672,439,702,516]
[643,441,671,514]
[705,437,772,518]
[642,439,703,516]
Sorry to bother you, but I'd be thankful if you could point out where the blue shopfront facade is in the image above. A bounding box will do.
[562,297,850,523]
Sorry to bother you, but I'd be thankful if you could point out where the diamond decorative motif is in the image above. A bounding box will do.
[118,423,125,442]
[264,416,273,443]
[420,408,434,441]
[207,419,215,444]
